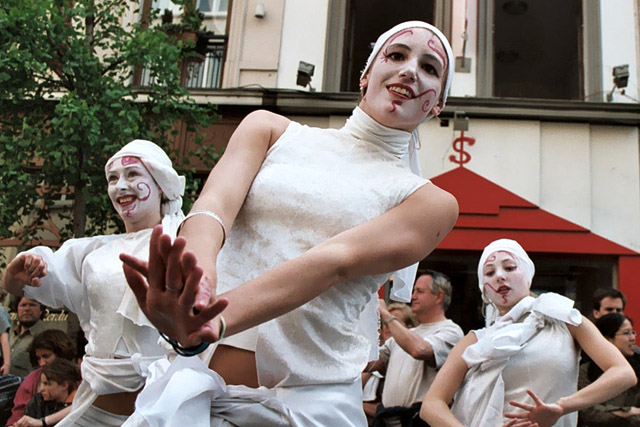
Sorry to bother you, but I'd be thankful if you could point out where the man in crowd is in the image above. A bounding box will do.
[9,297,47,377]
[592,288,626,320]
[369,271,464,426]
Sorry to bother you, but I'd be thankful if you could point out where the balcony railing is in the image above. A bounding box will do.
[184,42,225,89]
[139,34,226,90]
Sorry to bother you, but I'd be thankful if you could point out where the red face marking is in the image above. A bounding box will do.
[381,29,415,62]
[484,283,508,304]
[427,38,447,68]
[137,182,151,201]
[416,88,437,112]
[485,254,497,264]
[121,156,140,166]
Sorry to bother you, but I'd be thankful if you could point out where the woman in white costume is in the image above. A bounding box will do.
[420,238,636,427]
[122,21,458,426]
[3,140,185,426]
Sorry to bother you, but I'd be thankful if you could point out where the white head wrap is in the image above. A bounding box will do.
[358,21,454,302]
[477,239,536,303]
[106,139,186,237]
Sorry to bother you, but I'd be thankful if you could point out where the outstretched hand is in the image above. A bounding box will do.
[6,253,47,287]
[120,225,229,347]
[504,389,563,427]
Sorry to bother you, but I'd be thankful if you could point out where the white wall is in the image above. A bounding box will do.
[539,123,592,229]
[276,0,329,90]
[449,0,477,97]
[600,0,638,103]
[590,125,640,250]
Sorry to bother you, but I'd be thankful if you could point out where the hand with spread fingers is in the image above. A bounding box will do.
[120,225,229,347]
[504,389,563,427]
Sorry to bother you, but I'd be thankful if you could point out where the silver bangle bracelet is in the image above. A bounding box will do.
[179,210,226,246]
[382,315,397,327]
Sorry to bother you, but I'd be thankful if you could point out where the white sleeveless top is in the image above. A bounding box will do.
[216,110,428,388]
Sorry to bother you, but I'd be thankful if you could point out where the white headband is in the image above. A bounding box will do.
[106,139,185,236]
[477,239,536,303]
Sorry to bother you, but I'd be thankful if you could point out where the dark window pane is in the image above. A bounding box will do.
[493,0,582,99]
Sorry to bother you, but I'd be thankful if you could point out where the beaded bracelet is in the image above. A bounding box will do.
[160,316,226,357]
[179,210,226,246]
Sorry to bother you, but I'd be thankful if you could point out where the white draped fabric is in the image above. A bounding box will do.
[451,293,582,426]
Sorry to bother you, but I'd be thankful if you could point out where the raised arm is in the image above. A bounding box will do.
[123,181,458,345]
[218,182,458,337]
[505,316,636,426]
[420,332,476,426]
[378,299,436,365]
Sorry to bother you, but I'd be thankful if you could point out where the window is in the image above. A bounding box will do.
[324,0,447,92]
[341,0,436,92]
[196,0,228,15]
[152,0,228,16]
[478,0,600,100]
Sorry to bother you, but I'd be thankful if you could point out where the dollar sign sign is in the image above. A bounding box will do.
[449,131,475,166]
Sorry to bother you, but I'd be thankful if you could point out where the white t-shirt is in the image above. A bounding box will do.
[379,319,463,407]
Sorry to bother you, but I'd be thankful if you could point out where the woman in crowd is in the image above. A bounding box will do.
[420,238,636,427]
[578,313,640,426]
[7,329,76,426]
[122,20,458,426]
[3,140,185,426]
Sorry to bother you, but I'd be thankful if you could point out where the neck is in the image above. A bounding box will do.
[417,308,446,325]
[19,321,37,334]
[124,216,161,233]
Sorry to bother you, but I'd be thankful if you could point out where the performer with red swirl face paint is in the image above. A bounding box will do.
[4,140,185,426]
[119,22,456,426]
[421,238,636,427]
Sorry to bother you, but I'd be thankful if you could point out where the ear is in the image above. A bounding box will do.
[435,290,445,305]
[430,100,444,117]
[359,74,369,92]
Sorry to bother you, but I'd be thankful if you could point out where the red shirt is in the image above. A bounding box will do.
[7,368,41,425]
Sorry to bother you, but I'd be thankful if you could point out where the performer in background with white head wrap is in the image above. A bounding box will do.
[121,21,457,426]
[421,238,636,427]
[4,139,185,426]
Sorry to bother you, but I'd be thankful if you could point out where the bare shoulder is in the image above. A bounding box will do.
[242,110,291,145]
[405,183,459,225]
[567,315,594,339]
[413,183,458,211]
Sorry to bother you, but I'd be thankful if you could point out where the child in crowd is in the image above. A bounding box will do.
[22,359,80,423]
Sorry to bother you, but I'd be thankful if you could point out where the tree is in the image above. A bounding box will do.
[0,0,218,260]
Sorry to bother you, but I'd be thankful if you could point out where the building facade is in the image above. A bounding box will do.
[6,0,640,330]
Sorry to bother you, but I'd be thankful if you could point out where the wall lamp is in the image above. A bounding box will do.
[607,64,629,102]
[296,61,315,91]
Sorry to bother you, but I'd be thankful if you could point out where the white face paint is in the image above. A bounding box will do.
[481,251,530,315]
[106,156,162,232]
[359,27,447,132]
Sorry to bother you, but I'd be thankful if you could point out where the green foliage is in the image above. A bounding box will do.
[0,0,219,259]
